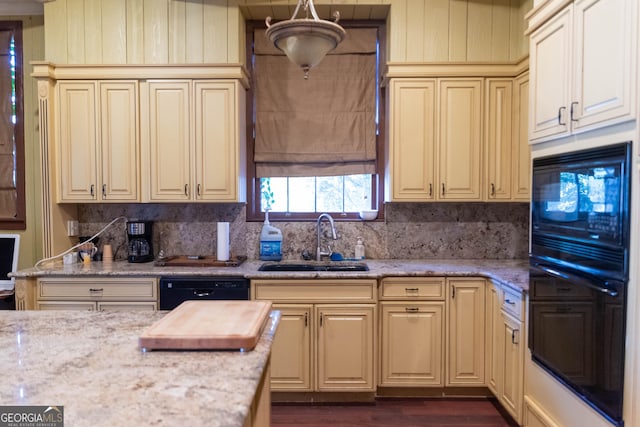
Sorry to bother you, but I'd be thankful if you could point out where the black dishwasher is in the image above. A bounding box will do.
[159,276,250,310]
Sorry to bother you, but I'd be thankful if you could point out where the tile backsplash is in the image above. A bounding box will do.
[77,202,529,261]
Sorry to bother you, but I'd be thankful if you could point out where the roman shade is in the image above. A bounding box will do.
[253,27,378,178]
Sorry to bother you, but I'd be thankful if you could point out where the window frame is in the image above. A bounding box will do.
[0,21,25,230]
[245,20,386,222]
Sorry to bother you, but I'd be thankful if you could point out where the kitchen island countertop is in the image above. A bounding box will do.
[0,309,278,427]
[12,258,529,291]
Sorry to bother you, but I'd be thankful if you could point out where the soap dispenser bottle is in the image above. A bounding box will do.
[355,237,365,260]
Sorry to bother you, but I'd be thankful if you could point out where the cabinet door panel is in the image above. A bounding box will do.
[486,79,513,200]
[147,80,191,200]
[501,312,523,421]
[572,0,635,130]
[389,80,436,201]
[316,305,375,391]
[270,304,312,391]
[58,81,98,201]
[194,81,237,200]
[100,81,139,201]
[37,301,96,310]
[447,278,485,385]
[512,73,530,200]
[486,282,502,395]
[529,8,572,142]
[438,79,483,200]
[380,302,443,386]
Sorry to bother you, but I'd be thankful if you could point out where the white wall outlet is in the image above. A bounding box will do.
[67,220,79,236]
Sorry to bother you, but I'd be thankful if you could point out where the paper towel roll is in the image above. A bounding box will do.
[217,222,230,261]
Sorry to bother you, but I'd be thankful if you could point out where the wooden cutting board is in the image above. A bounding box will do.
[139,300,272,351]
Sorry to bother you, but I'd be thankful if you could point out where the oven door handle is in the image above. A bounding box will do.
[532,264,620,297]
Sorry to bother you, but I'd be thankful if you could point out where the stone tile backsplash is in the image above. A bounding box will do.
[77,202,529,261]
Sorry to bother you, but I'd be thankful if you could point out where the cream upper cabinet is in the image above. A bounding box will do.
[144,80,245,202]
[100,82,139,201]
[446,277,486,386]
[57,81,139,202]
[386,78,482,201]
[529,0,636,143]
[485,79,513,200]
[194,81,244,201]
[438,79,483,200]
[512,72,530,200]
[486,75,531,201]
[144,80,192,201]
[387,79,436,201]
[57,81,98,201]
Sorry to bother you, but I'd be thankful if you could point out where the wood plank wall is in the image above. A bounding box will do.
[43,0,531,65]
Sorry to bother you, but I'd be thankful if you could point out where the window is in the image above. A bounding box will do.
[0,21,24,230]
[247,21,385,221]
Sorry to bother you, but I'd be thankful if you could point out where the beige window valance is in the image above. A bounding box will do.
[253,27,378,178]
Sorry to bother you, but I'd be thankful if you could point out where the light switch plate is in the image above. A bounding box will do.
[67,220,79,236]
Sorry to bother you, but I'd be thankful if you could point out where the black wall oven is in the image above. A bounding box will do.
[529,142,631,427]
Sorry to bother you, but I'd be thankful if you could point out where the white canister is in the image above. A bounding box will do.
[217,222,230,261]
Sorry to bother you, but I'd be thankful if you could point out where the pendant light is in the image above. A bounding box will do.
[265,0,346,79]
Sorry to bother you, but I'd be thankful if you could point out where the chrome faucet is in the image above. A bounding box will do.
[316,213,338,261]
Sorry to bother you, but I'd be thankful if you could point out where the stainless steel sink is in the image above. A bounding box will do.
[258,262,369,272]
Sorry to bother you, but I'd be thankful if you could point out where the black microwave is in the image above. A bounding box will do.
[531,142,631,278]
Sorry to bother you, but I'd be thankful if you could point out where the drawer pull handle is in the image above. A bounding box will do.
[89,288,103,293]
[405,307,419,312]
[429,183,433,197]
[504,299,516,305]
[558,106,566,125]
[512,329,519,344]
[405,288,419,292]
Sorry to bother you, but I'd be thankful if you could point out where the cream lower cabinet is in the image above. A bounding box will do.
[36,277,158,311]
[447,277,486,386]
[487,281,525,423]
[143,79,245,202]
[379,277,445,386]
[252,279,376,393]
[57,80,139,202]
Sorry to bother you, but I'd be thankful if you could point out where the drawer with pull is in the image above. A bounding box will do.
[37,277,157,301]
[379,277,445,300]
[501,285,524,320]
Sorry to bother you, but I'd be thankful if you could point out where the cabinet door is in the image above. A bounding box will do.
[270,304,313,391]
[146,80,192,201]
[485,79,513,200]
[447,278,485,385]
[529,7,572,142]
[572,0,635,131]
[57,81,98,201]
[512,73,530,200]
[388,79,436,201]
[100,81,139,201]
[501,311,523,423]
[194,81,238,201]
[316,304,375,391]
[437,79,483,200]
[380,302,443,386]
[485,281,503,395]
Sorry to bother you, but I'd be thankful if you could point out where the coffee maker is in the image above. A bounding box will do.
[127,220,154,263]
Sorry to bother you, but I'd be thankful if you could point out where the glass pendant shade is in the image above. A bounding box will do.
[265,0,346,78]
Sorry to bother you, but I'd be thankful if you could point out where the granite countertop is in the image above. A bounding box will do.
[12,258,530,291]
[0,309,279,427]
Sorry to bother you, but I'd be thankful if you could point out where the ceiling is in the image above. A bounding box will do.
[0,0,44,16]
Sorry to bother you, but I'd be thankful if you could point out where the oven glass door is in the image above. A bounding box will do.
[529,262,626,426]
[531,142,630,248]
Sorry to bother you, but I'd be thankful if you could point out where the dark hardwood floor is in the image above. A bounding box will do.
[271,398,519,427]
